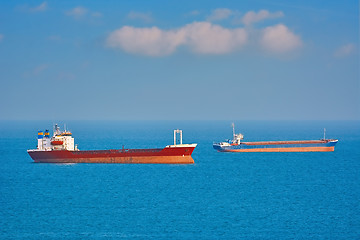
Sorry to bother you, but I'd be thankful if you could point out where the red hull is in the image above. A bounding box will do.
[27,146,196,164]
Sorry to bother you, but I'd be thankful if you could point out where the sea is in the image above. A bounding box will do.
[0,120,359,239]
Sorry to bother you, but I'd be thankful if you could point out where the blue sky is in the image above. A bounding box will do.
[0,0,358,120]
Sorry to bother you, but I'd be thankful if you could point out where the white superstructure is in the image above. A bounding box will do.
[213,123,244,147]
[34,124,76,151]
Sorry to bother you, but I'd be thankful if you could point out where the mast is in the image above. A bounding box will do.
[174,129,182,145]
[323,128,326,140]
[232,123,235,140]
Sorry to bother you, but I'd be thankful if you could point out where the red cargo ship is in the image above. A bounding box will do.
[27,125,197,164]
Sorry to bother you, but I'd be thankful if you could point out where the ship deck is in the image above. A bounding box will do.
[242,139,336,146]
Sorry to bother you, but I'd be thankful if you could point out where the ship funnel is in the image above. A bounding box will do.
[38,131,44,139]
[174,129,182,145]
[44,130,50,138]
[37,131,44,150]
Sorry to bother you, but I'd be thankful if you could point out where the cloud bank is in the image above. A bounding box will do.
[106,9,302,56]
[107,22,248,56]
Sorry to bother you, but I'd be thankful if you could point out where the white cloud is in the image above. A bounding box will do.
[207,8,233,21]
[183,22,247,54]
[107,26,185,56]
[30,2,48,12]
[66,6,88,18]
[260,24,302,53]
[242,10,284,26]
[127,11,153,23]
[334,43,356,57]
[106,22,248,56]
[107,26,181,56]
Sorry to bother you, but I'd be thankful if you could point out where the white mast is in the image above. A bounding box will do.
[174,129,182,145]
[232,123,235,140]
[323,128,326,140]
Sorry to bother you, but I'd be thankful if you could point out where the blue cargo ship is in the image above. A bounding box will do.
[213,124,338,152]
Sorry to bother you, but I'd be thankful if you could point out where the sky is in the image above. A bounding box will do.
[0,0,358,120]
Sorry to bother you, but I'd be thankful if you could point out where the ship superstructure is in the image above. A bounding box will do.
[28,125,197,164]
[36,124,76,151]
[213,123,338,152]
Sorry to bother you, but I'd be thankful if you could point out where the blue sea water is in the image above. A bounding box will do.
[0,121,359,239]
